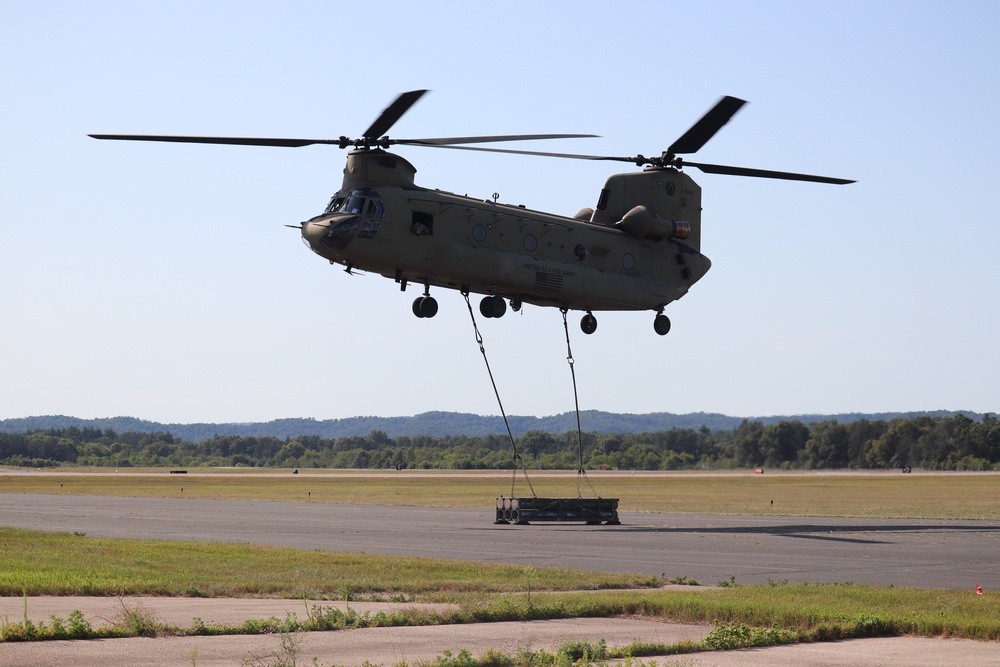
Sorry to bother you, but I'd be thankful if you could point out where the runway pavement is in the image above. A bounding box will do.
[1,493,998,588]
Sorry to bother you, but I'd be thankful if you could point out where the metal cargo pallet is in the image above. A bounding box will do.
[495,496,620,525]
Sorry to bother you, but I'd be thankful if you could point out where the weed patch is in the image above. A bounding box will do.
[702,622,798,650]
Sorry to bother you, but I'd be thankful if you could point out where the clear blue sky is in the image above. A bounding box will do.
[2,1,998,424]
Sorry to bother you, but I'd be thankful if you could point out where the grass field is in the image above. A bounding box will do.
[2,468,999,519]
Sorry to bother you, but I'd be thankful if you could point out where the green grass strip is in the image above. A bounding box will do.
[521,584,1000,640]
[0,527,658,598]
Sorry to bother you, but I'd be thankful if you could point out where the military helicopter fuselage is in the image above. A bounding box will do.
[90,90,851,335]
[302,149,709,324]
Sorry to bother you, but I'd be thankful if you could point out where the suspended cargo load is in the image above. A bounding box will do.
[496,497,620,525]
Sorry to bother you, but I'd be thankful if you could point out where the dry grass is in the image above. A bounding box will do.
[2,469,999,519]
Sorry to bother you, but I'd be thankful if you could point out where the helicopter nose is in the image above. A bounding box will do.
[300,219,330,249]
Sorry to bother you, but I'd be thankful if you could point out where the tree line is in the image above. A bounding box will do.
[3,410,975,443]
[1,414,998,471]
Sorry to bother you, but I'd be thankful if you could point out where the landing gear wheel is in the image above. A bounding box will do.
[421,296,438,318]
[412,296,438,318]
[580,312,598,335]
[479,295,507,318]
[653,314,671,336]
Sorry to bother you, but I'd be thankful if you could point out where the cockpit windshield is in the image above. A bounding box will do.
[319,188,386,250]
[325,188,385,219]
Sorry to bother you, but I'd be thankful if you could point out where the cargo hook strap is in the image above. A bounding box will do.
[463,292,535,498]
[561,308,601,499]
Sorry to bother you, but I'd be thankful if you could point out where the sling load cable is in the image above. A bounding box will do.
[463,291,536,499]
[560,308,601,499]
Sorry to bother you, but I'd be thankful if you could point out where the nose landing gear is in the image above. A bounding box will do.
[412,295,438,318]
[412,283,438,318]
[580,312,597,335]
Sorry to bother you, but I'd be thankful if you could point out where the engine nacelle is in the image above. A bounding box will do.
[614,205,690,241]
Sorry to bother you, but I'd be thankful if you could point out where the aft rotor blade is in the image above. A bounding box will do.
[422,144,855,184]
[398,133,599,146]
[89,134,339,147]
[683,160,855,184]
[411,142,636,162]
[362,89,428,140]
[667,96,746,155]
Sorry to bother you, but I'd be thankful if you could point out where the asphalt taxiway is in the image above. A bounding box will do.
[2,493,998,589]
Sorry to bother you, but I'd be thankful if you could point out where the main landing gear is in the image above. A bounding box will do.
[479,295,506,319]
[578,311,671,336]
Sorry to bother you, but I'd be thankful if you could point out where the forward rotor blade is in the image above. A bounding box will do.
[398,133,599,146]
[89,134,339,147]
[683,160,855,184]
[88,132,600,149]
[667,96,746,155]
[362,89,428,140]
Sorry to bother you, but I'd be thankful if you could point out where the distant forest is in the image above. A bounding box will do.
[0,410,984,443]
[1,413,998,471]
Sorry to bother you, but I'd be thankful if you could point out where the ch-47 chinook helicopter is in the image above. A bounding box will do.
[91,90,852,336]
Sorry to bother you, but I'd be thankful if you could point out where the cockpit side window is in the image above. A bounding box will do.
[325,195,346,214]
[365,199,383,219]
